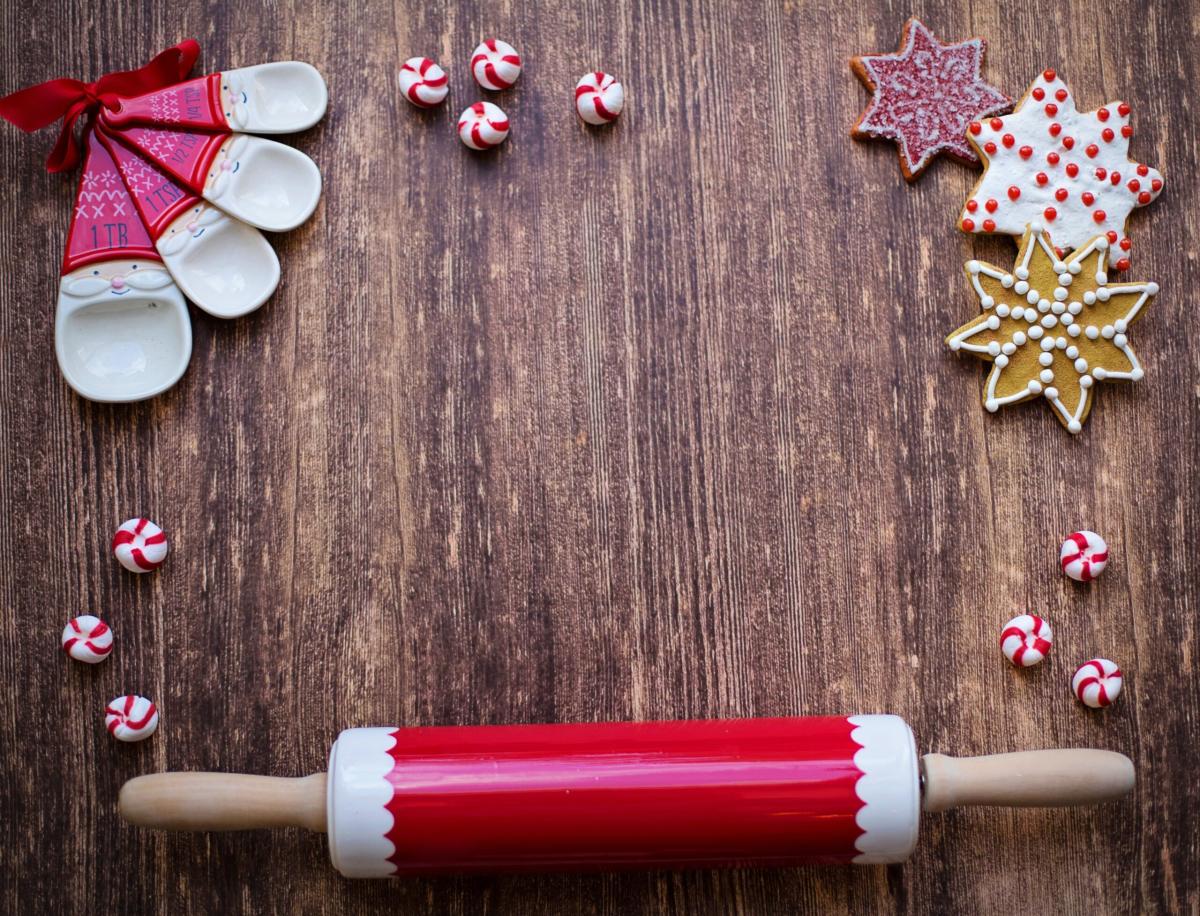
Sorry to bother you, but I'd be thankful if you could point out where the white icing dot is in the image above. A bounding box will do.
[1056,336,1067,349]
[1051,300,1066,314]
[1027,289,1040,305]
[1002,342,1017,355]
[1114,333,1127,347]
[1131,367,1144,380]
[996,304,1010,317]
[1147,282,1160,295]
[1052,261,1067,273]
[1039,369,1055,383]
[1114,319,1127,332]
[988,341,1002,356]
[985,398,1000,411]
[1085,325,1100,340]
[1012,306,1026,320]
[1066,346,1079,359]
[1068,420,1082,433]
[1058,273,1073,287]
[1101,325,1115,339]
[1068,261,1082,275]
[1029,325,1045,340]
[987,315,1001,330]
[1068,324,1082,337]
[994,354,1009,368]
[1097,287,1111,302]
[1095,272,1107,285]
[1040,337,1054,351]
[1040,314,1058,328]
[949,339,961,350]
[1044,386,1059,400]
[1061,314,1074,326]
[1015,280,1030,295]
[1074,357,1088,373]
[1001,274,1015,288]
[1037,297,1051,312]
[1016,267,1030,281]
[1028,380,1043,393]
[1039,351,1054,366]
[1080,374,1093,388]
[981,295,995,309]
[967,260,981,274]
[1013,331,1027,345]
[1093,367,1108,380]
[1028,221,1043,233]
[1096,237,1110,250]
[1067,301,1083,315]
[1053,287,1068,302]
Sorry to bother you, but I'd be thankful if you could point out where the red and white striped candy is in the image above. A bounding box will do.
[105,694,159,741]
[471,39,522,91]
[398,57,449,108]
[999,614,1052,667]
[111,517,169,573]
[457,102,510,150]
[61,615,113,664]
[1072,658,1123,708]
[1060,530,1108,582]
[575,72,625,125]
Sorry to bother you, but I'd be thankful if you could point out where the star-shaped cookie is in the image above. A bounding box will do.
[946,226,1157,433]
[851,19,1011,181]
[959,69,1165,269]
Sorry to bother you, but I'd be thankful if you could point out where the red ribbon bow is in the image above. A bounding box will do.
[0,40,200,173]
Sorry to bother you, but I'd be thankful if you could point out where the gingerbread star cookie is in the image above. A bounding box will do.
[946,226,1157,433]
[851,18,1011,181]
[960,69,1165,269]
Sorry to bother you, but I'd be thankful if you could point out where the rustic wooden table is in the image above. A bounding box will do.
[1,1,1196,913]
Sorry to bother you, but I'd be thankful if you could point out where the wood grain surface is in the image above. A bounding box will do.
[1,1,1197,913]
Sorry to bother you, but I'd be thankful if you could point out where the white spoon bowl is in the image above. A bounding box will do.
[55,261,192,403]
[204,134,322,232]
[157,204,280,319]
[223,62,328,133]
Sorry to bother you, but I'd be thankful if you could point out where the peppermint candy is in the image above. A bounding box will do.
[1072,658,1123,708]
[575,72,624,125]
[1061,530,1109,582]
[61,615,113,664]
[111,517,169,573]
[999,614,1052,667]
[398,57,449,108]
[457,102,509,150]
[471,39,522,91]
[105,694,159,741]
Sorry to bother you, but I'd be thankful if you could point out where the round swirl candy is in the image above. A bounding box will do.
[1061,530,1108,582]
[458,102,510,150]
[61,615,113,664]
[575,72,625,125]
[105,694,159,742]
[471,39,522,90]
[111,517,169,573]
[1072,658,1123,708]
[398,57,449,108]
[999,614,1052,667]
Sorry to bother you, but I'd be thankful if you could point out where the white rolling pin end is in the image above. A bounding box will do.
[921,749,1134,813]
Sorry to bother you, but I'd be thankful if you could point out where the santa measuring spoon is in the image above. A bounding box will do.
[56,130,191,402]
[97,125,280,319]
[104,61,328,134]
[103,121,321,232]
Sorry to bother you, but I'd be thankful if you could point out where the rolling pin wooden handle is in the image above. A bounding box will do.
[921,749,1134,813]
[119,773,328,832]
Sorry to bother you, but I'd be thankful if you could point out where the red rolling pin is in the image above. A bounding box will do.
[118,716,1133,877]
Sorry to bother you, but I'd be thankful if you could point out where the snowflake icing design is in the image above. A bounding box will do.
[947,227,1157,433]
[851,18,1011,179]
[960,69,1165,269]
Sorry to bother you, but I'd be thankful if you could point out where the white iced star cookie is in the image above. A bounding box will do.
[960,69,1164,269]
[946,226,1157,433]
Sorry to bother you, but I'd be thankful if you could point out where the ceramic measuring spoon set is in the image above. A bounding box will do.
[54,62,327,403]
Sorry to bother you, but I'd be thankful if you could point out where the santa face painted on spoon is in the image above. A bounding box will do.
[59,259,175,301]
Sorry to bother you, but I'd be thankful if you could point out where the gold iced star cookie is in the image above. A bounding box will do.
[946,226,1157,433]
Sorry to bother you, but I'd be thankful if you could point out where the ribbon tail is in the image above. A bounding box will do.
[45,100,93,172]
[0,77,89,131]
